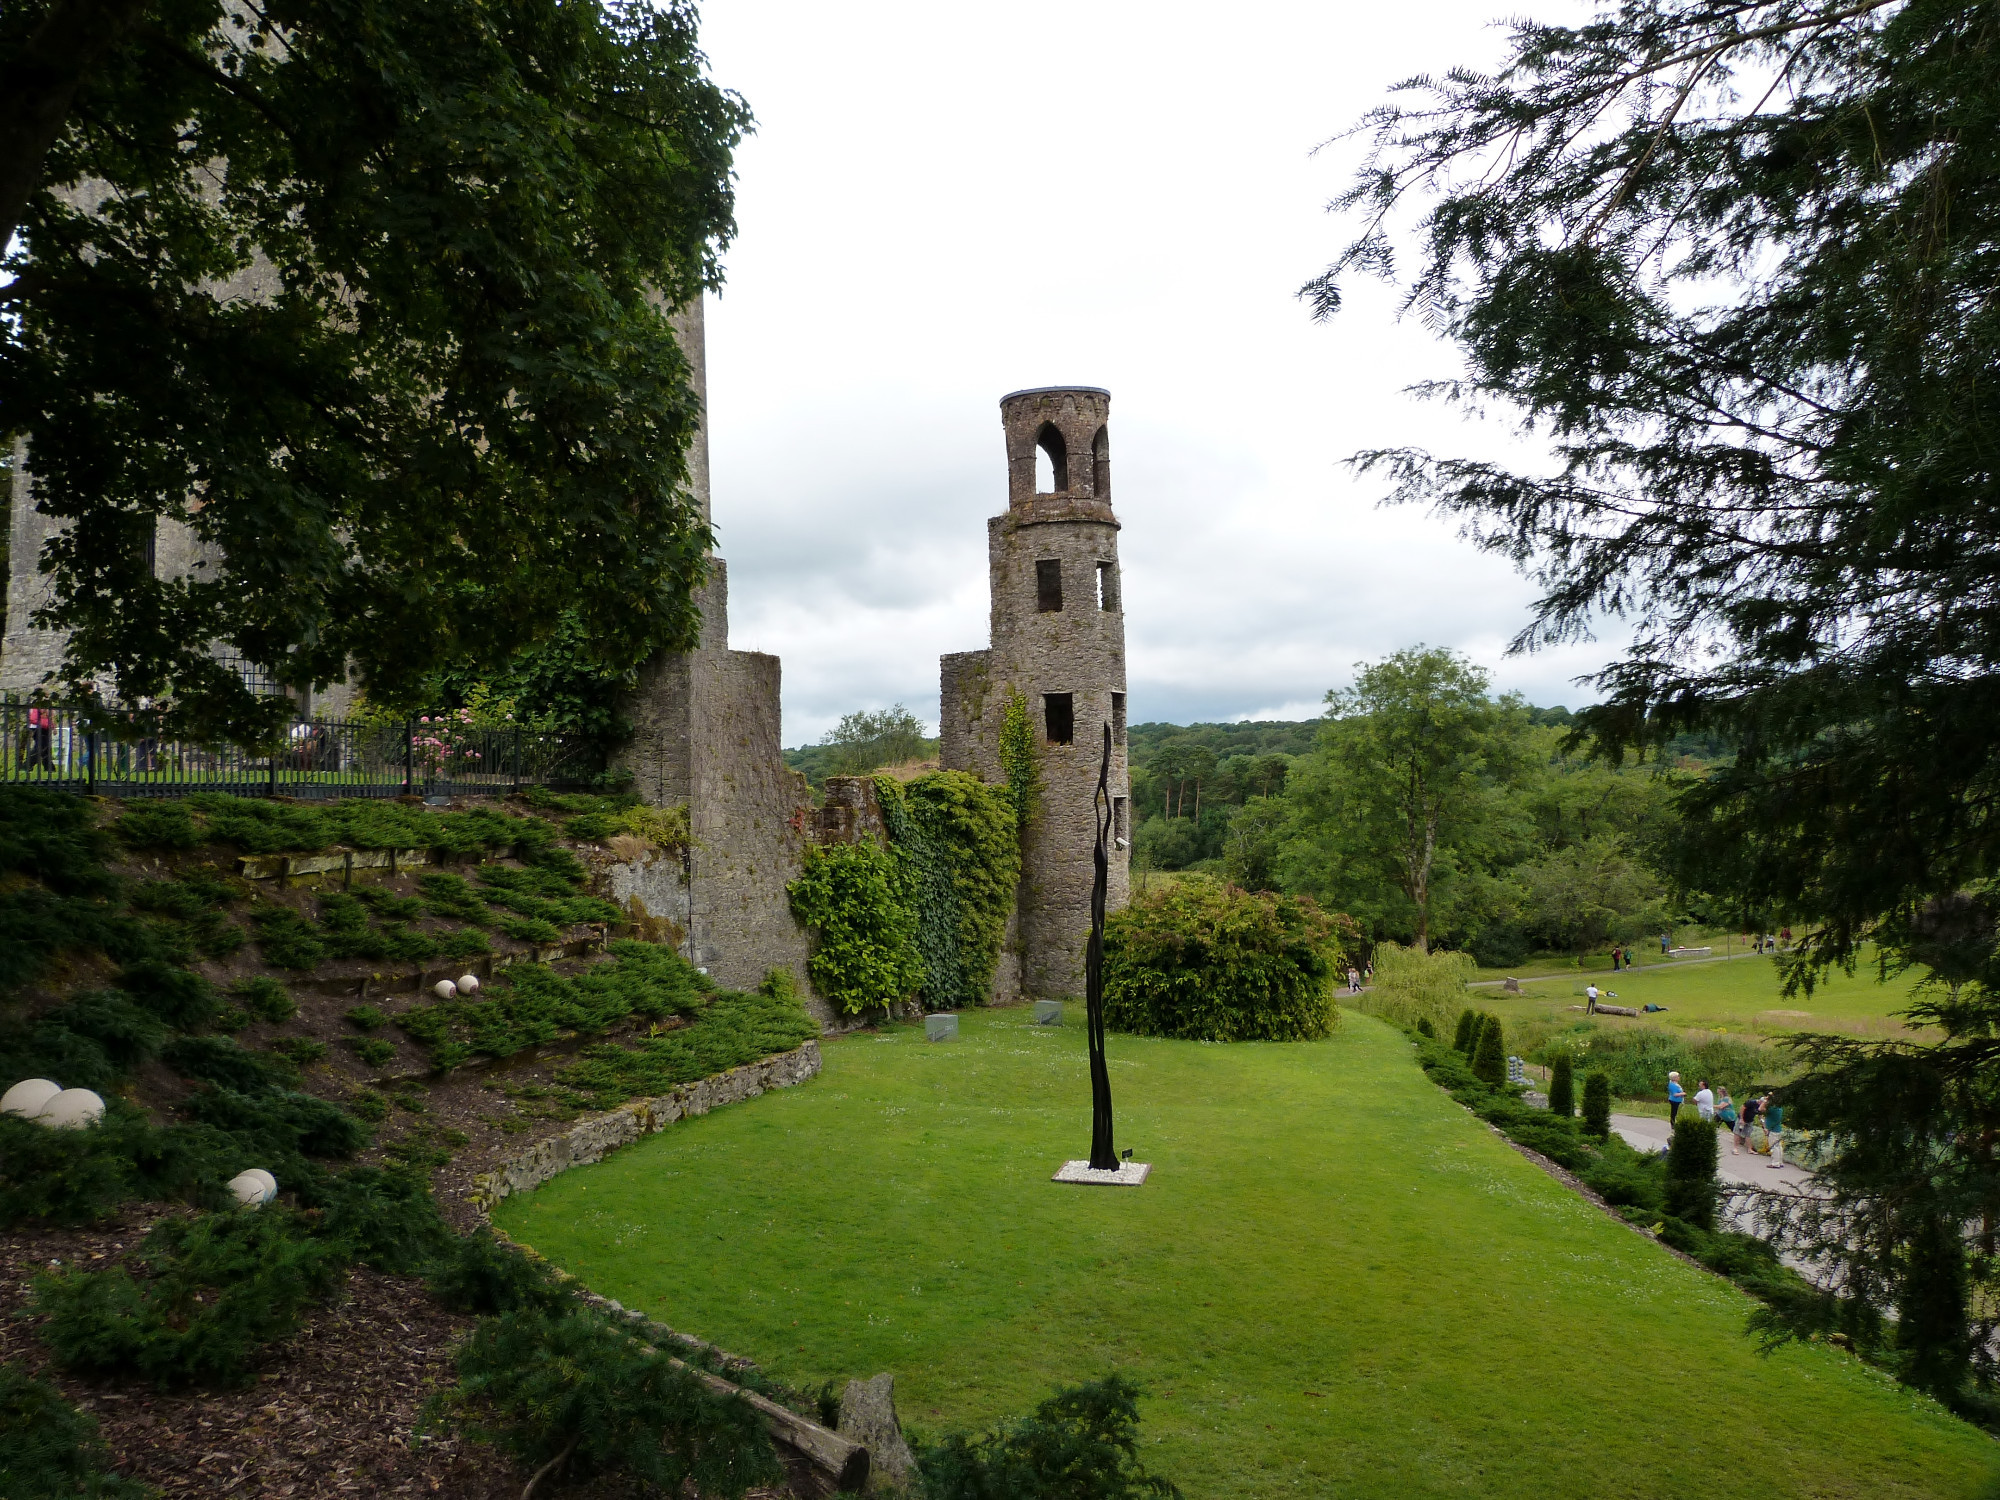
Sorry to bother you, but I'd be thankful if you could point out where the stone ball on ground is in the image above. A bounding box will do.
[39,1088,106,1130]
[434,979,458,999]
[457,974,480,994]
[228,1169,278,1207]
[2,1078,62,1119]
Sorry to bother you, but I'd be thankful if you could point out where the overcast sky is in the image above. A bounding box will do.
[695,0,1618,748]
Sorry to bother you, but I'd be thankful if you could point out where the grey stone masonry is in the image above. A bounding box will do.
[940,388,1130,1002]
[612,297,817,1015]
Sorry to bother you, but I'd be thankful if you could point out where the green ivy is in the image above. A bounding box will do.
[875,773,1019,1011]
[998,687,1042,828]
[787,840,922,1016]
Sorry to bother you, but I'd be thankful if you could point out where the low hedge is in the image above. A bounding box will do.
[1102,880,1344,1042]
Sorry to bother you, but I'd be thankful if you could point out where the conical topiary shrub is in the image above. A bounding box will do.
[1416,1016,1436,1039]
[1472,1014,1506,1086]
[1664,1111,1720,1229]
[1582,1071,1612,1137]
[1548,1053,1575,1118]
[1453,1008,1477,1052]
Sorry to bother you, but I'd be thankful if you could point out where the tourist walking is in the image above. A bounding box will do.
[1694,1080,1714,1122]
[1734,1092,1759,1155]
[1765,1097,1786,1168]
[1347,966,1361,995]
[1667,1070,1684,1126]
[1716,1086,1737,1140]
[1660,930,1671,955]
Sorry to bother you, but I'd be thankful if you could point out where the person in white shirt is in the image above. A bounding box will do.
[1694,1081,1715,1122]
[1584,982,1600,1014]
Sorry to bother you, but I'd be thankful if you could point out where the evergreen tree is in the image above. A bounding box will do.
[1452,1008,1478,1053]
[1581,1073,1611,1138]
[1664,1113,1718,1231]
[1547,1053,1574,1119]
[1471,1015,1506,1087]
[1415,1016,1436,1039]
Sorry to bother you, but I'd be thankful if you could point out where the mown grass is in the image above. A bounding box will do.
[495,1009,1999,1500]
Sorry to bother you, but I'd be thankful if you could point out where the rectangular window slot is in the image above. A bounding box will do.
[1044,692,1074,745]
[1096,560,1119,612]
[1111,691,1127,744]
[1036,559,1063,613]
[1114,797,1128,849]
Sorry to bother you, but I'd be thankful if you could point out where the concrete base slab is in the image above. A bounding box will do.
[1052,1160,1151,1187]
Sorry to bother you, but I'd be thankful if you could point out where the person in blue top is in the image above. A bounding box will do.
[1765,1098,1785,1168]
[1667,1070,1685,1126]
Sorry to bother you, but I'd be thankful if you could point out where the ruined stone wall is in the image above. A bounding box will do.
[940,387,1130,1003]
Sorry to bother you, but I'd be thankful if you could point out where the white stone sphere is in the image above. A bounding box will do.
[228,1169,278,1207]
[2,1078,62,1119]
[434,979,458,999]
[38,1088,105,1130]
[456,974,480,994]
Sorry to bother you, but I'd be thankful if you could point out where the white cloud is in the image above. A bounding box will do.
[697,0,1616,746]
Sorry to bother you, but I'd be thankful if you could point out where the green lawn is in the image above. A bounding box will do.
[1483,950,1923,1045]
[496,1009,1997,1500]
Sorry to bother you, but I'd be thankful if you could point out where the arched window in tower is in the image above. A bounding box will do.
[1091,424,1110,499]
[1034,423,1069,493]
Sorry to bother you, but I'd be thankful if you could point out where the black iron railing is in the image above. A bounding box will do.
[0,698,598,800]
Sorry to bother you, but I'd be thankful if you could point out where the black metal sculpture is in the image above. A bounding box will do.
[1086,720,1117,1170]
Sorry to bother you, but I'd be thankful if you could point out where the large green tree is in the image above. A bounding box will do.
[1313,0,2000,1407]
[1,0,748,744]
[1283,647,1527,950]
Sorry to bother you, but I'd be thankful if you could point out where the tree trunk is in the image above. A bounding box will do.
[0,0,154,251]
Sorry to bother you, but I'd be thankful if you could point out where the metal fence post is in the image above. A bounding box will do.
[404,718,415,796]
[86,724,97,795]
[512,726,522,794]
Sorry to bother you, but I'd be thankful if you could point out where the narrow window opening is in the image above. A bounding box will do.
[1044,693,1074,745]
[1111,691,1127,744]
[1096,560,1119,612]
[1091,424,1110,499]
[1114,797,1129,849]
[1036,558,1063,613]
[1034,422,1069,493]
[142,521,157,578]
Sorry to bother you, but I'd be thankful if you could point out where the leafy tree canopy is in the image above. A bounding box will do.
[1,0,749,745]
[1310,0,2000,972]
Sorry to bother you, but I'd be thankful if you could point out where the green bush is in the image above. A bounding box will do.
[421,1307,780,1498]
[1453,1008,1477,1052]
[114,799,201,851]
[419,871,491,924]
[117,960,219,1031]
[0,1364,153,1498]
[0,1111,141,1226]
[1471,1014,1506,1086]
[787,840,923,1015]
[309,1166,454,1273]
[37,1207,348,1389]
[269,1037,329,1066]
[1524,1022,1784,1102]
[348,1037,397,1067]
[395,941,714,1068]
[1102,881,1343,1042]
[554,980,820,1111]
[1582,1072,1612,1137]
[917,1374,1181,1500]
[248,907,326,970]
[345,1004,387,1030]
[1665,1112,1720,1230]
[161,1036,298,1094]
[180,1087,370,1165]
[233,976,296,1022]
[427,1229,573,1317]
[1548,1053,1575,1118]
[1415,1016,1435,1038]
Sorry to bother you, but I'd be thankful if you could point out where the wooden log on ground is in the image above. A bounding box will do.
[1591,1003,1640,1017]
[668,1356,870,1494]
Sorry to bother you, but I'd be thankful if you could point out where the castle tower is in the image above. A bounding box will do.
[940,387,1130,1002]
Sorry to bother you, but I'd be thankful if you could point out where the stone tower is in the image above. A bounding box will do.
[940,387,1130,1002]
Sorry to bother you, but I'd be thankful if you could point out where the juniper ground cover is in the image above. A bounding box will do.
[496,1009,1998,1499]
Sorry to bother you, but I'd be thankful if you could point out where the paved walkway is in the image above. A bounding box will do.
[1609,1112,1815,1193]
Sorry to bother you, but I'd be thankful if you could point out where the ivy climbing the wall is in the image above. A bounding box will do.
[786,840,923,1016]
[997,688,1042,829]
[875,773,1020,1012]
[788,772,1019,1016]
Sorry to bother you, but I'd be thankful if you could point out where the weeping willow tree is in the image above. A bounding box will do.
[1311,0,2000,1412]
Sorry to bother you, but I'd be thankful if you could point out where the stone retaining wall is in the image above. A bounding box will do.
[466,1040,821,1213]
